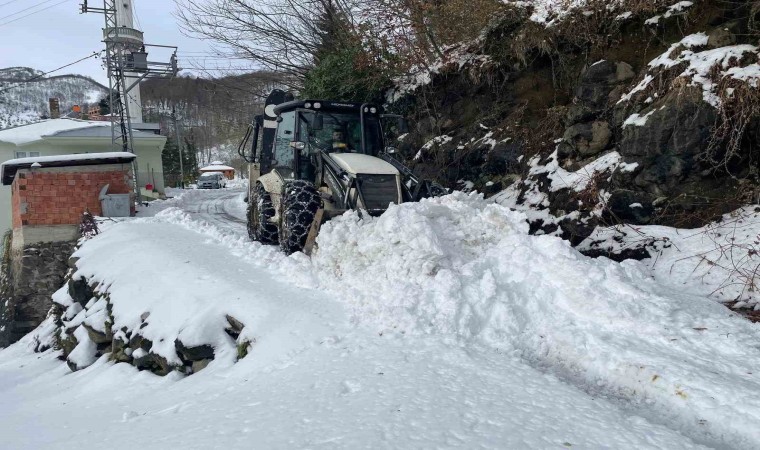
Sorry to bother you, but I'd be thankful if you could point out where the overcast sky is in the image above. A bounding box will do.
[0,0,236,85]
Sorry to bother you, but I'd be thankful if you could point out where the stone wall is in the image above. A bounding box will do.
[42,268,250,376]
[0,234,75,346]
[0,232,13,347]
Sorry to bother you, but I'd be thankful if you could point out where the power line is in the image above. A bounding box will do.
[0,0,70,27]
[0,0,61,21]
[132,0,142,31]
[0,0,24,8]
[0,51,101,94]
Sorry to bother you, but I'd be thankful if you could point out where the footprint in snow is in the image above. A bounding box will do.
[340,380,361,395]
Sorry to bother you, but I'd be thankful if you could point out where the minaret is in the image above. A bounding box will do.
[114,0,143,124]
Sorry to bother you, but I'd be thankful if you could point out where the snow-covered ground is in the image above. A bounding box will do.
[2,189,760,449]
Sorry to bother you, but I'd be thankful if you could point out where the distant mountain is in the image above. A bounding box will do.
[0,67,108,129]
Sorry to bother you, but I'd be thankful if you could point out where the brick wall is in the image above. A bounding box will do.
[11,166,133,229]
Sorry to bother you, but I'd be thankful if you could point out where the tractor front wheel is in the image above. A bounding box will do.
[248,182,279,244]
[279,180,322,254]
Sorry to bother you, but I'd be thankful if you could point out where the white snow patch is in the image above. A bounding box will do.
[623,110,656,127]
[529,150,624,193]
[619,33,759,107]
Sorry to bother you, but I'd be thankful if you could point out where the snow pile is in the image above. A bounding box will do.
[312,193,760,447]
[581,206,760,309]
[619,33,760,107]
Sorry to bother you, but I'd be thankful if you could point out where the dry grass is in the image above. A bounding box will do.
[702,77,760,176]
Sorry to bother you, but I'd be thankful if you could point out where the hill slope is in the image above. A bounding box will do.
[0,67,107,129]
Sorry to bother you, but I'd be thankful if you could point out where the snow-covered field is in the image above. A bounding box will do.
[2,188,760,449]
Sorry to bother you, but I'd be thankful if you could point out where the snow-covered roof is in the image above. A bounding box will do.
[0,119,111,146]
[200,164,235,172]
[50,126,163,140]
[1,151,136,185]
[0,118,164,146]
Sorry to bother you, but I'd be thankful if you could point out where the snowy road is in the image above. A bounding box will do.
[173,187,248,235]
[2,189,760,449]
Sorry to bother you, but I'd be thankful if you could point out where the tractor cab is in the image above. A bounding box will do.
[261,100,386,182]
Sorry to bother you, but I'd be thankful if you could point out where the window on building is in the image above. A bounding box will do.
[14,151,40,158]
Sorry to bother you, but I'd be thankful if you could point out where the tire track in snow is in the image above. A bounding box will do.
[179,189,248,236]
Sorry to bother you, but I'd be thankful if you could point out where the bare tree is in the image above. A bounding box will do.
[174,0,359,84]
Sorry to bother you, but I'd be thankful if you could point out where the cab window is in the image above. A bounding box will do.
[273,111,296,169]
[298,111,383,156]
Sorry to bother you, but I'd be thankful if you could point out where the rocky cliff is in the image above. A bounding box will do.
[391,0,760,248]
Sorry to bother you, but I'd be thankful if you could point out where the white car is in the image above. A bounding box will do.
[197,172,227,189]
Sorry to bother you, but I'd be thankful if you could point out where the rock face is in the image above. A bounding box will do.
[0,237,75,347]
[394,1,759,245]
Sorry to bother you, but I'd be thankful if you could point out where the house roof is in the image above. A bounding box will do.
[200,164,235,172]
[0,118,163,146]
[1,152,137,185]
[50,126,161,140]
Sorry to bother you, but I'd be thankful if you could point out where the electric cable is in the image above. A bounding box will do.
[0,0,70,27]
[0,0,24,9]
[0,51,102,94]
[0,0,62,21]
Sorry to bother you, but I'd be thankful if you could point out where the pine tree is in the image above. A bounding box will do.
[161,136,182,187]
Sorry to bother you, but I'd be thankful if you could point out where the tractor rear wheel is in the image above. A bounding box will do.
[248,182,279,244]
[279,180,322,254]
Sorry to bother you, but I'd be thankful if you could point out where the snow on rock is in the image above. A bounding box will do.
[619,33,760,107]
[623,109,658,127]
[67,326,98,371]
[387,44,492,102]
[580,206,760,309]
[415,134,454,160]
[528,149,628,193]
[645,1,694,25]
[55,220,265,372]
[502,0,693,27]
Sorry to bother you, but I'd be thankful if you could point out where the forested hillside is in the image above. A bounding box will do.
[141,72,282,172]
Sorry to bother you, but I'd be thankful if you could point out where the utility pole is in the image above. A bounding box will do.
[172,105,185,188]
[81,0,179,201]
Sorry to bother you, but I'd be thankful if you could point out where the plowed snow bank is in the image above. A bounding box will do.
[311,192,760,448]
